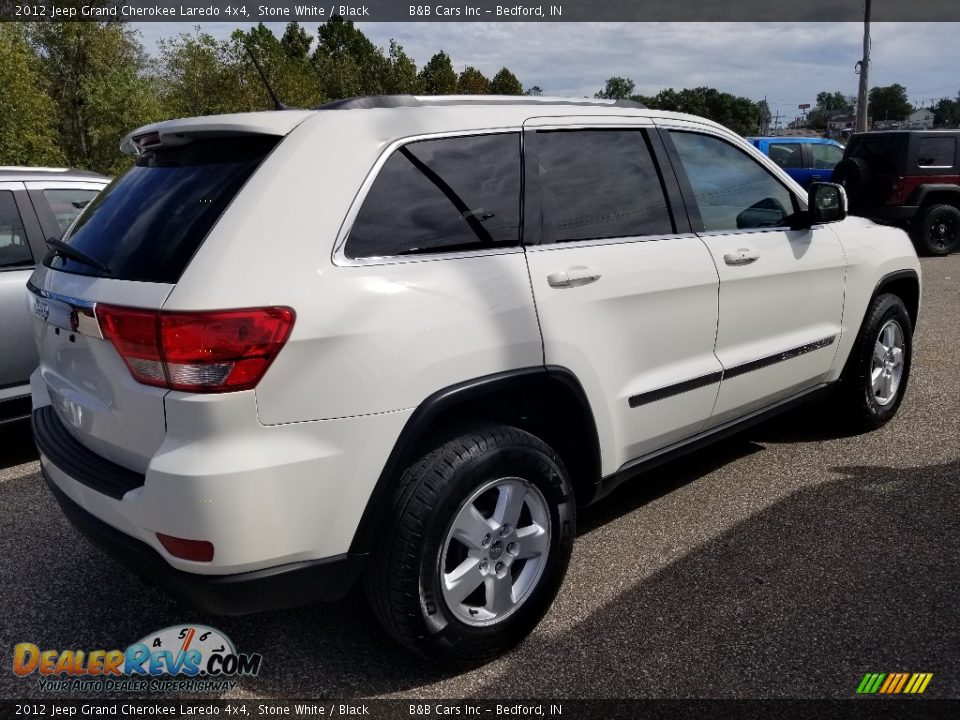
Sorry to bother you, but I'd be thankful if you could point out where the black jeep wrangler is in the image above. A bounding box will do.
[834,130,959,255]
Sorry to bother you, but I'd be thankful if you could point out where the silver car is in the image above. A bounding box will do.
[1,167,108,424]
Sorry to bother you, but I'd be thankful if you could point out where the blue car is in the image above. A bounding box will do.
[746,137,846,189]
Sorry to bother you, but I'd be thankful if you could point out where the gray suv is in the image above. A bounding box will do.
[0,167,107,423]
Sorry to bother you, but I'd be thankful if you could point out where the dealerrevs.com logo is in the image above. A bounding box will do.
[13,625,262,693]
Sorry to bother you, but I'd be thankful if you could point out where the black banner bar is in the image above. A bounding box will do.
[2,0,960,23]
[2,700,959,719]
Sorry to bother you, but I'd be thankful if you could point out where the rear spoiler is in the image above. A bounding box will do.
[120,111,314,156]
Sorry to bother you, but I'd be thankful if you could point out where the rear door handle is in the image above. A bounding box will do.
[547,266,602,288]
[723,249,759,266]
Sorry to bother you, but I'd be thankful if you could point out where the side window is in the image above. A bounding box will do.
[0,192,32,269]
[768,143,803,169]
[670,131,798,232]
[812,143,844,170]
[915,137,956,169]
[536,129,674,243]
[346,133,521,259]
[43,188,102,236]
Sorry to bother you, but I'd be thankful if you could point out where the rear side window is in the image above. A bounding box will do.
[346,133,521,259]
[48,136,279,283]
[768,143,803,169]
[915,137,956,168]
[670,131,798,232]
[536,129,674,243]
[811,143,844,169]
[0,191,32,269]
[43,188,102,235]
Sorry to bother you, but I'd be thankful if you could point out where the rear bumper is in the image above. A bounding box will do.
[42,464,366,614]
[850,205,918,223]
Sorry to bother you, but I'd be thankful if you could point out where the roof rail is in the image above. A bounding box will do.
[316,95,646,111]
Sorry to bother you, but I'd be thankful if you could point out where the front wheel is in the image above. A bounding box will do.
[366,424,575,668]
[837,293,913,430]
[913,203,960,256]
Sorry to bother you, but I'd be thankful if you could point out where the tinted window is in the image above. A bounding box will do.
[536,129,673,243]
[346,133,520,259]
[848,135,906,175]
[43,188,102,235]
[48,136,279,283]
[811,143,844,170]
[769,143,803,169]
[916,137,956,168]
[671,132,798,232]
[0,192,32,269]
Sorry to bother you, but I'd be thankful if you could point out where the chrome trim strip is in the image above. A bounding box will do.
[26,280,102,339]
[331,127,524,268]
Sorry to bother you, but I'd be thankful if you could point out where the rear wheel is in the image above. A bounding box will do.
[913,203,960,256]
[837,293,913,430]
[366,424,575,668]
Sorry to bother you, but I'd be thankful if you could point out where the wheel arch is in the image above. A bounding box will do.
[873,269,920,329]
[349,366,602,556]
[910,185,960,211]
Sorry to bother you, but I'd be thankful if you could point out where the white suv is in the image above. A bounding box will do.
[29,96,920,667]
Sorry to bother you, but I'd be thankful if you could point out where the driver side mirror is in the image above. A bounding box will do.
[791,182,847,229]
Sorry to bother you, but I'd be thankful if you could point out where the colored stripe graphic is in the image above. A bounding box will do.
[857,672,933,694]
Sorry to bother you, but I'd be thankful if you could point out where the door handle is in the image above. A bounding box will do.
[546,266,602,288]
[723,249,759,266]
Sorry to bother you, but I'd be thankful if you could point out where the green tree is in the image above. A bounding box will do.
[646,87,762,136]
[457,66,491,94]
[312,16,386,98]
[595,76,635,100]
[29,18,164,174]
[234,24,324,108]
[868,84,912,122]
[156,28,253,117]
[490,67,523,95]
[932,95,960,128]
[384,40,419,94]
[280,22,312,59]
[0,24,63,166]
[418,51,457,94]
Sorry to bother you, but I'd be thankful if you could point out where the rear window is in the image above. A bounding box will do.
[847,135,906,175]
[46,136,279,283]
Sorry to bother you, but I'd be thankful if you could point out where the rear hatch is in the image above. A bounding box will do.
[28,115,305,473]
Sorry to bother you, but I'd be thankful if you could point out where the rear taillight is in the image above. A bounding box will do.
[96,305,295,393]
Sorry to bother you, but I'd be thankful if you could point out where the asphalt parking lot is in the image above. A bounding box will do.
[1,255,957,701]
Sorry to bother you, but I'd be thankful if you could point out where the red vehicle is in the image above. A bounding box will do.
[834,130,960,255]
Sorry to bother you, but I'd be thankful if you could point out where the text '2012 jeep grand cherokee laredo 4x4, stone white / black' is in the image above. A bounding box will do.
[29,96,920,667]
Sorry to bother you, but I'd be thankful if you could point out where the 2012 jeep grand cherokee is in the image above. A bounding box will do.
[28,96,920,667]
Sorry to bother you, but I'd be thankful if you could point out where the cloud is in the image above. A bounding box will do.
[134,21,958,121]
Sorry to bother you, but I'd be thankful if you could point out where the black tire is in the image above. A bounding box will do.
[837,293,913,431]
[366,424,575,668]
[912,203,960,256]
[833,157,870,205]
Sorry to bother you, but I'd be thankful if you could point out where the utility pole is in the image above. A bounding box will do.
[856,0,871,132]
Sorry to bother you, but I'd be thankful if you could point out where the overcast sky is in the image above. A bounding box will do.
[135,22,958,122]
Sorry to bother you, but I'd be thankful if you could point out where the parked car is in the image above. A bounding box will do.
[833,130,960,255]
[29,97,920,667]
[0,167,107,424]
[746,136,846,189]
